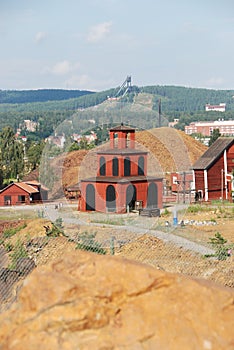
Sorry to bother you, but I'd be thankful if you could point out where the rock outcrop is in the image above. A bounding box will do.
[0,251,233,350]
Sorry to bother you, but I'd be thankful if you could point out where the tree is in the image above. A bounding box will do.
[209,128,221,146]
[0,126,24,181]
[25,140,45,171]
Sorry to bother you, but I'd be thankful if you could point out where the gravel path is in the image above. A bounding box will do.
[43,204,215,256]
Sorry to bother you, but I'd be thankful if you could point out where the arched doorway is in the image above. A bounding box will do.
[106,185,116,212]
[138,156,144,175]
[124,157,131,176]
[147,183,158,208]
[112,157,119,176]
[86,184,95,211]
[126,184,136,211]
[100,156,106,176]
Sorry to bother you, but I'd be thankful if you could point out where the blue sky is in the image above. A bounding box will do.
[1,0,234,91]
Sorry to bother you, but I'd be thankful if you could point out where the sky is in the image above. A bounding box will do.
[1,0,234,91]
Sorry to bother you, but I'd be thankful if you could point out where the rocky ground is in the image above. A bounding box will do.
[0,250,233,350]
[0,202,233,314]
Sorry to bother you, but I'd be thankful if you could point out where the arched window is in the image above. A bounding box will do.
[112,157,119,176]
[99,156,106,176]
[86,184,95,211]
[106,185,116,212]
[138,156,144,175]
[147,183,158,208]
[124,157,131,176]
[126,184,137,211]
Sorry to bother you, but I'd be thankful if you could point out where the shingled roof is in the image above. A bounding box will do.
[193,137,234,170]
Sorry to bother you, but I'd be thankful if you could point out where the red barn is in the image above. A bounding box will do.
[80,124,163,213]
[193,138,234,201]
[0,181,48,206]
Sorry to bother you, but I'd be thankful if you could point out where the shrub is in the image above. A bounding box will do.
[205,232,234,260]
[44,217,64,237]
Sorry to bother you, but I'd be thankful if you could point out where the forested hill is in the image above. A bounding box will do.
[1,84,234,137]
[0,89,94,104]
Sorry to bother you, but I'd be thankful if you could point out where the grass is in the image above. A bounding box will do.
[3,223,27,238]
[0,208,38,221]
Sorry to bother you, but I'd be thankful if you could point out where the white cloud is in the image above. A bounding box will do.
[35,31,47,43]
[65,74,91,89]
[87,21,112,42]
[50,61,70,75]
[44,60,81,77]
[204,77,225,88]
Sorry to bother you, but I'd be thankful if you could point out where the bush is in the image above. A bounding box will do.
[44,217,64,237]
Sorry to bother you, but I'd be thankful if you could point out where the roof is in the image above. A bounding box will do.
[0,182,39,194]
[15,182,39,193]
[97,149,147,155]
[109,124,135,132]
[81,175,163,183]
[193,137,234,170]
[24,180,49,192]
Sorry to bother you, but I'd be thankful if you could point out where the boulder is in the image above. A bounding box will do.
[0,251,233,350]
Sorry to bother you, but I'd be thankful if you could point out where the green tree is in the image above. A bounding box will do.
[209,128,221,146]
[0,126,24,181]
[26,140,45,170]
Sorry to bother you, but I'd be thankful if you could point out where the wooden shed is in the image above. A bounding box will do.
[0,181,48,206]
[193,137,234,201]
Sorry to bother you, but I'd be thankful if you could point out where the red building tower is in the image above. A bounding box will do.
[80,124,163,213]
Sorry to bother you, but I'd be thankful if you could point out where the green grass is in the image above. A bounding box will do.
[3,223,27,238]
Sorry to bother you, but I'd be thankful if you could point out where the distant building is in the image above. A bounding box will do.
[72,131,97,144]
[205,103,226,112]
[185,120,234,137]
[46,134,66,148]
[23,119,38,132]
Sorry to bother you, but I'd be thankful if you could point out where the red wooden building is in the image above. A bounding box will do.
[80,124,163,213]
[0,181,48,206]
[193,137,234,201]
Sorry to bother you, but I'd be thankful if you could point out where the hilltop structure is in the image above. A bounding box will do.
[80,124,163,213]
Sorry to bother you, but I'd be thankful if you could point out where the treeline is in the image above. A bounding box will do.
[0,89,94,104]
[1,85,234,136]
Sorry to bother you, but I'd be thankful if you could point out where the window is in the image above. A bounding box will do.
[99,156,106,176]
[18,195,26,203]
[124,157,131,176]
[4,195,11,205]
[138,156,144,175]
[112,157,119,176]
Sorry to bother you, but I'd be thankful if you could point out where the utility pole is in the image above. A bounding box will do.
[183,171,186,204]
[158,98,162,127]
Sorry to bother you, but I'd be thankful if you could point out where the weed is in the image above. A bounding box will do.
[44,217,64,237]
[76,231,106,255]
[3,223,27,238]
[9,238,28,269]
[205,232,234,261]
